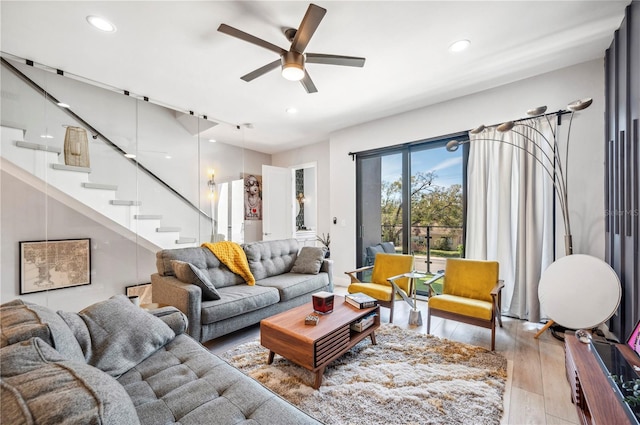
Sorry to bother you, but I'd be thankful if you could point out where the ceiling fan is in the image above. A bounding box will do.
[218,3,365,93]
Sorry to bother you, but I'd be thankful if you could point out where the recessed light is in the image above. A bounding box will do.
[40,134,54,139]
[57,102,70,108]
[208,139,217,143]
[165,155,172,159]
[449,39,471,53]
[86,15,116,32]
[286,107,298,114]
[124,153,136,159]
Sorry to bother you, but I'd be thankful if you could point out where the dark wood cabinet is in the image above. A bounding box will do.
[565,334,640,425]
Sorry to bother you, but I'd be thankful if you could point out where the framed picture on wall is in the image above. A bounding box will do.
[243,173,262,220]
[19,238,91,295]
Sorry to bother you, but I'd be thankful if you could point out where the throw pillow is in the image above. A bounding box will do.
[380,241,396,253]
[1,337,140,425]
[171,260,221,301]
[0,299,84,362]
[291,246,325,275]
[58,295,175,378]
[365,244,384,264]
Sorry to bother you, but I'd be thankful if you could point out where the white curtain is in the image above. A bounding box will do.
[466,118,555,321]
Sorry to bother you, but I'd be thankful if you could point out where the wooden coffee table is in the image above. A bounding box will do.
[260,295,380,389]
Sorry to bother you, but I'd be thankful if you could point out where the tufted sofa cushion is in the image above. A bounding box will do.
[244,239,299,281]
[118,333,318,425]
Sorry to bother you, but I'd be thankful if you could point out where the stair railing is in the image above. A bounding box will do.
[1,57,212,221]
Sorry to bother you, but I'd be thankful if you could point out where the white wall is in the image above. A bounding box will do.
[1,171,157,311]
[327,59,606,286]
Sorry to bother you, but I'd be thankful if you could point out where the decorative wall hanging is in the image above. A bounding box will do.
[19,239,91,294]
[63,125,90,167]
[243,173,262,220]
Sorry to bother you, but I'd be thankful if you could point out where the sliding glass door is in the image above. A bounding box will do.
[356,134,467,294]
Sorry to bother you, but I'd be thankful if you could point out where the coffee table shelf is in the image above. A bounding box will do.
[260,295,380,388]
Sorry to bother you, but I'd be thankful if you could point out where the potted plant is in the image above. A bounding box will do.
[316,233,330,258]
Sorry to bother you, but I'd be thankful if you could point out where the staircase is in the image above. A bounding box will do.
[1,126,198,250]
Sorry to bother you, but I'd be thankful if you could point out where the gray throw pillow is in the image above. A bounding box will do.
[1,337,140,425]
[0,299,84,362]
[291,246,325,274]
[366,244,385,263]
[171,260,221,301]
[380,242,396,253]
[58,295,175,378]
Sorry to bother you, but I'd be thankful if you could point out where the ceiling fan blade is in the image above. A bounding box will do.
[241,59,281,82]
[300,71,318,94]
[306,53,366,67]
[291,4,326,53]
[218,24,287,55]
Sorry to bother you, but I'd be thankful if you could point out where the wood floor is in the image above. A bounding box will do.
[204,286,579,425]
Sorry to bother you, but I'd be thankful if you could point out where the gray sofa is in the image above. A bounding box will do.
[152,238,333,343]
[0,295,321,425]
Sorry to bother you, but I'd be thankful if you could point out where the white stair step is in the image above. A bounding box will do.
[176,237,197,244]
[110,200,142,206]
[135,214,163,220]
[82,182,118,191]
[52,163,91,173]
[16,141,62,154]
[156,227,181,232]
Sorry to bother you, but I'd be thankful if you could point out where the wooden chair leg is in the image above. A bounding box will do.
[491,324,496,351]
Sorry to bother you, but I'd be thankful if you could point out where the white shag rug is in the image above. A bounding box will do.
[220,324,507,425]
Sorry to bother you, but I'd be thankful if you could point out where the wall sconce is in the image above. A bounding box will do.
[297,192,306,204]
[207,168,216,198]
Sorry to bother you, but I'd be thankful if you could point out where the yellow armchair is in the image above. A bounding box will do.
[345,253,414,323]
[427,258,504,351]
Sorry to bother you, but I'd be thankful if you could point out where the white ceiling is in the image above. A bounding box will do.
[0,1,630,154]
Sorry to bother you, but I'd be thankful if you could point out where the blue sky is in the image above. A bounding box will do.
[381,146,462,188]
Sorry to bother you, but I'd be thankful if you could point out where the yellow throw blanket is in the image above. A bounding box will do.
[202,242,256,285]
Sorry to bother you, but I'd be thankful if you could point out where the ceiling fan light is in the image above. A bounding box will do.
[281,51,305,81]
[282,64,305,81]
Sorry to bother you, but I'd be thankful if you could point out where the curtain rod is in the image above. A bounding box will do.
[347,109,572,159]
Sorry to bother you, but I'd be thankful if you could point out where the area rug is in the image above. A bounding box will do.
[220,324,507,425]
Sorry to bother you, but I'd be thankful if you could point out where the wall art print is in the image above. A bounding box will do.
[243,173,262,220]
[19,239,91,294]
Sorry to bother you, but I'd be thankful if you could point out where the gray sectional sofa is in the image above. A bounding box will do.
[0,296,321,425]
[152,238,333,343]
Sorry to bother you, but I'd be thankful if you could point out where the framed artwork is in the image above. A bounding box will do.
[243,173,262,220]
[19,238,91,295]
[125,283,153,305]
